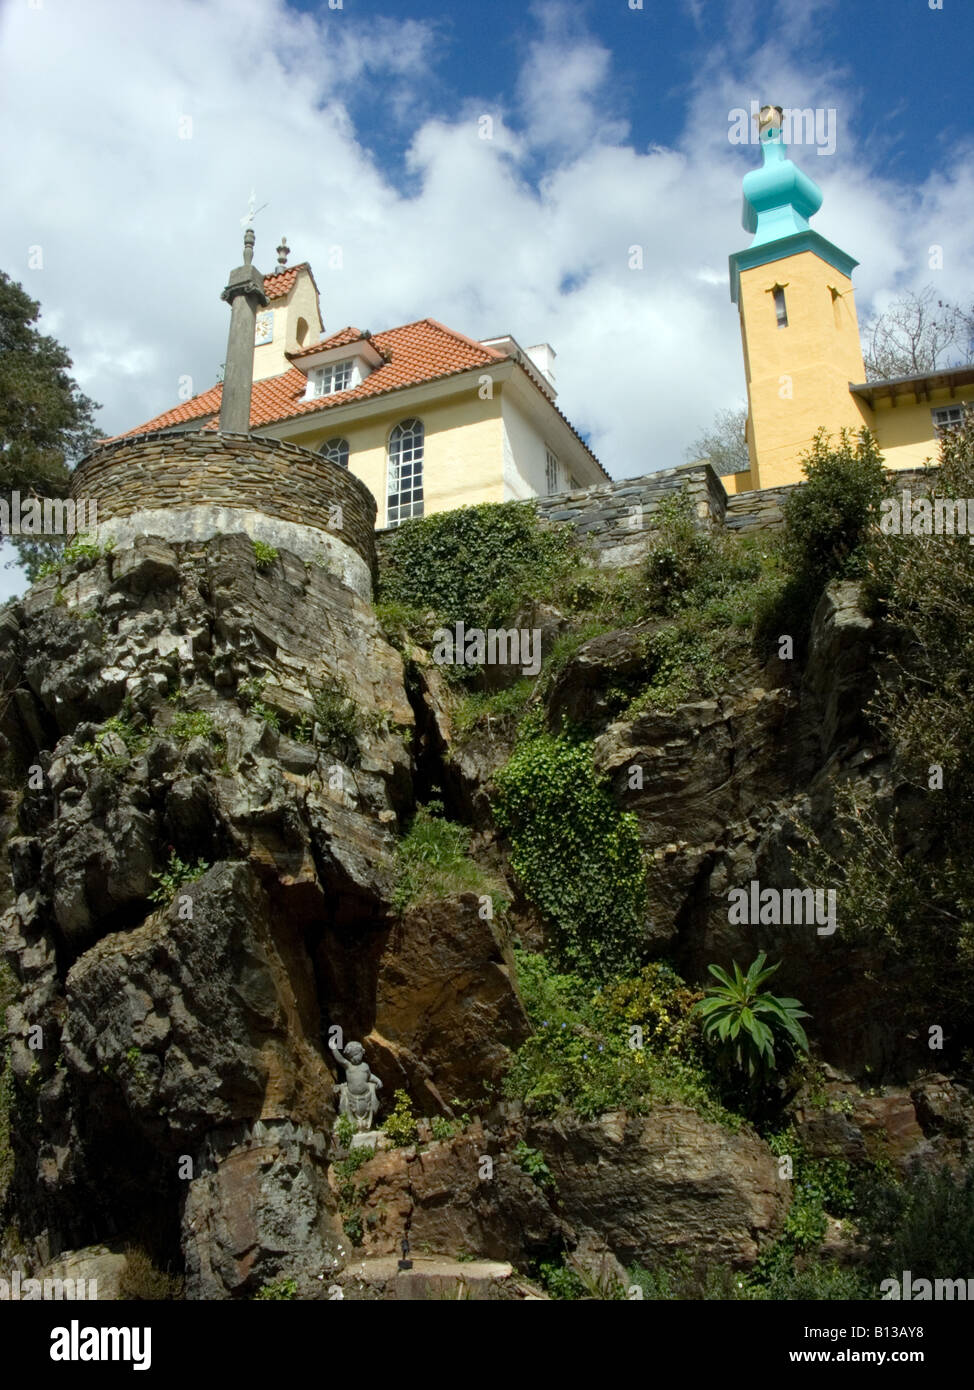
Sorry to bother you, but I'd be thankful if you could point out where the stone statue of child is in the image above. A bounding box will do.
[329,1038,382,1132]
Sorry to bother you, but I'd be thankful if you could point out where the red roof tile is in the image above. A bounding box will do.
[115,317,606,476]
[262,263,308,300]
[120,319,506,437]
[290,325,366,357]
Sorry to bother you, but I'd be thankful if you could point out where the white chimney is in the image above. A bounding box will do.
[526,343,556,391]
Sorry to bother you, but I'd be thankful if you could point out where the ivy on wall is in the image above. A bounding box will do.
[493,731,649,977]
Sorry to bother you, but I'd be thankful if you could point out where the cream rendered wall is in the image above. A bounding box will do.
[871,384,974,471]
[500,390,551,499]
[253,272,323,382]
[289,390,504,527]
[739,251,871,489]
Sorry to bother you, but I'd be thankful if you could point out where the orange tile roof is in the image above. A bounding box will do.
[120,319,506,437]
[115,317,607,475]
[290,324,367,356]
[262,263,308,300]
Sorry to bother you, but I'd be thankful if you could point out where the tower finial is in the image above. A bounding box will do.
[243,227,255,266]
[756,104,783,141]
[276,236,290,272]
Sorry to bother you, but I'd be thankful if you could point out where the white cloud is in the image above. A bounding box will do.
[0,0,971,615]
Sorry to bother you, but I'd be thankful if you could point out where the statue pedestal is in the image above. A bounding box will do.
[350,1132,380,1152]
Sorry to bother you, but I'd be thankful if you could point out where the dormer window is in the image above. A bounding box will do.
[312,359,356,397]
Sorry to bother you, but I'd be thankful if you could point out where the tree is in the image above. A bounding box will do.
[0,269,104,576]
[861,286,968,382]
[685,404,750,475]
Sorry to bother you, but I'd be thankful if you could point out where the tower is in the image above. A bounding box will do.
[729,106,870,490]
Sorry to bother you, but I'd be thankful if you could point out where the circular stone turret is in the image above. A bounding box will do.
[70,430,377,599]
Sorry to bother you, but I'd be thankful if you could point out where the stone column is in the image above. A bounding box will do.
[219,228,268,434]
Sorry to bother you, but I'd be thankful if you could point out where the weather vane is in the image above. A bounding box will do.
[240,188,269,229]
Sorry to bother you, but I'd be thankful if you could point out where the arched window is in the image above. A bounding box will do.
[387,418,424,526]
[296,316,309,347]
[320,437,349,469]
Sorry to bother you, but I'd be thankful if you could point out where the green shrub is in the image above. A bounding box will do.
[238,675,281,731]
[643,492,717,615]
[254,1276,297,1300]
[694,953,810,1086]
[392,806,507,913]
[493,732,648,976]
[148,850,210,905]
[538,1259,587,1300]
[513,1140,555,1190]
[335,1114,355,1150]
[745,1251,872,1301]
[628,1257,746,1300]
[169,709,216,743]
[342,1212,364,1246]
[79,709,150,770]
[332,1147,372,1180]
[379,502,576,634]
[252,540,279,571]
[38,534,115,577]
[503,952,737,1127]
[856,1161,974,1284]
[452,679,537,738]
[430,1115,458,1141]
[117,1247,184,1300]
[309,676,366,756]
[383,1089,419,1147]
[783,427,887,591]
[794,407,974,1033]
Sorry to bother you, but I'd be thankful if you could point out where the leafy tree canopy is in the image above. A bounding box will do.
[0,269,104,575]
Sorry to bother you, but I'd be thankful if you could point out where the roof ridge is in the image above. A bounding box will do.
[422,317,507,359]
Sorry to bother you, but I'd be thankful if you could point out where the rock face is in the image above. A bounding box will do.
[339,1122,563,1264]
[0,524,962,1299]
[364,894,529,1111]
[525,1108,787,1269]
[0,534,415,1290]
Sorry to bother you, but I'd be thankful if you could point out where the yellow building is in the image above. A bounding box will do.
[121,254,607,527]
[726,106,974,492]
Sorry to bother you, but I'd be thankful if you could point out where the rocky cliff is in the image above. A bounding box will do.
[0,524,970,1300]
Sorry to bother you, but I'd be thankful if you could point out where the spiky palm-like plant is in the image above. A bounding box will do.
[694,953,810,1082]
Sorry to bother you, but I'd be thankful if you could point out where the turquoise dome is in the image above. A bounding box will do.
[741,129,823,247]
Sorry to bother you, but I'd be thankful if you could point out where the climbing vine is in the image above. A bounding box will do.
[493,732,648,976]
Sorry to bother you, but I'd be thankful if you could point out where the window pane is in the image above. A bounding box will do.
[321,437,349,468]
[387,419,424,527]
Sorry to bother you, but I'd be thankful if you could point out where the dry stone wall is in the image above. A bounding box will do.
[71,431,377,583]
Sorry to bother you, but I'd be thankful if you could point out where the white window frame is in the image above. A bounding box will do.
[312,358,356,398]
[932,404,964,434]
[387,419,424,527]
[320,437,349,469]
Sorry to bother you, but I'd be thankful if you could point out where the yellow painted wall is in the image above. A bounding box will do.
[285,389,504,527]
[870,384,974,471]
[254,271,323,381]
[739,251,871,489]
[721,470,754,494]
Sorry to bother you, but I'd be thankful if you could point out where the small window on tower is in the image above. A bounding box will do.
[772,286,788,328]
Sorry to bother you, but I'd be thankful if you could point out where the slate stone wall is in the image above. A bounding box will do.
[71,431,377,573]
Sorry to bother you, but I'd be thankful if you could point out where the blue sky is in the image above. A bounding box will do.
[291,0,974,189]
[0,0,972,595]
